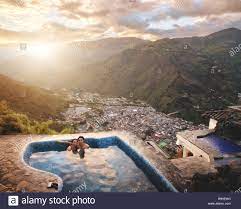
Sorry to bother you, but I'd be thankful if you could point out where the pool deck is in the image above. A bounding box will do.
[0,131,188,192]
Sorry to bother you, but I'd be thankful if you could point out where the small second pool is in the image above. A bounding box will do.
[199,134,241,155]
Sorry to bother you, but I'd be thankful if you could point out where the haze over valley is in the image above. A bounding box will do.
[1,28,241,123]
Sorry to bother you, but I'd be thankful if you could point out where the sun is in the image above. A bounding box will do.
[28,44,53,59]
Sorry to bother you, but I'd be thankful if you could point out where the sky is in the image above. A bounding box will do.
[0,0,241,43]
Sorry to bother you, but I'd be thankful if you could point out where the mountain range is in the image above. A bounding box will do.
[72,28,241,122]
[1,28,241,122]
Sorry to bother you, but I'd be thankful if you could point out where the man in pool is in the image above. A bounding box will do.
[78,136,90,158]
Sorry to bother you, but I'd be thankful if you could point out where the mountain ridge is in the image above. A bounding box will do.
[70,28,241,122]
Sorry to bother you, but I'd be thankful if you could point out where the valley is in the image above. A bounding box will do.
[61,91,206,158]
[1,28,241,123]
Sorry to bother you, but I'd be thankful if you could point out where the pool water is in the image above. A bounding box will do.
[199,134,241,154]
[29,146,158,192]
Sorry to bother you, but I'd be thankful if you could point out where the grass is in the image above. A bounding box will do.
[0,101,75,135]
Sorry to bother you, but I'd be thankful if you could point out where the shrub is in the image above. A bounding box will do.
[0,100,74,135]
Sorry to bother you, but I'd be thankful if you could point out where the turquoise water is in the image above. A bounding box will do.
[29,146,158,192]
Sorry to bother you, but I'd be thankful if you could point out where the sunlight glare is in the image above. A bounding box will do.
[28,44,53,59]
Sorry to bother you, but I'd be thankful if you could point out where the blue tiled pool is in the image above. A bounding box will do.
[199,134,241,155]
[23,136,177,192]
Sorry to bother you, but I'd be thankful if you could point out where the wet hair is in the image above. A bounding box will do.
[77,136,85,141]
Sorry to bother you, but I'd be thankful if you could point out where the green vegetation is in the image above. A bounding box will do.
[0,101,74,135]
[158,141,167,149]
[0,74,74,134]
[0,74,68,121]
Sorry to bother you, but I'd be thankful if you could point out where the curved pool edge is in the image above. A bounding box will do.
[21,141,64,192]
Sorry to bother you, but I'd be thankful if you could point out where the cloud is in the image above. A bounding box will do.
[0,0,40,7]
[0,0,240,43]
[0,0,26,7]
[167,0,241,19]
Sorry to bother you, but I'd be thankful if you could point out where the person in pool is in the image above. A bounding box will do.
[59,136,89,159]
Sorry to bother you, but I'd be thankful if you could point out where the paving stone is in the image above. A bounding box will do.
[16,180,30,192]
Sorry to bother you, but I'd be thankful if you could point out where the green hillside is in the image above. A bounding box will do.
[0,74,68,120]
[0,101,74,135]
[74,28,241,123]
